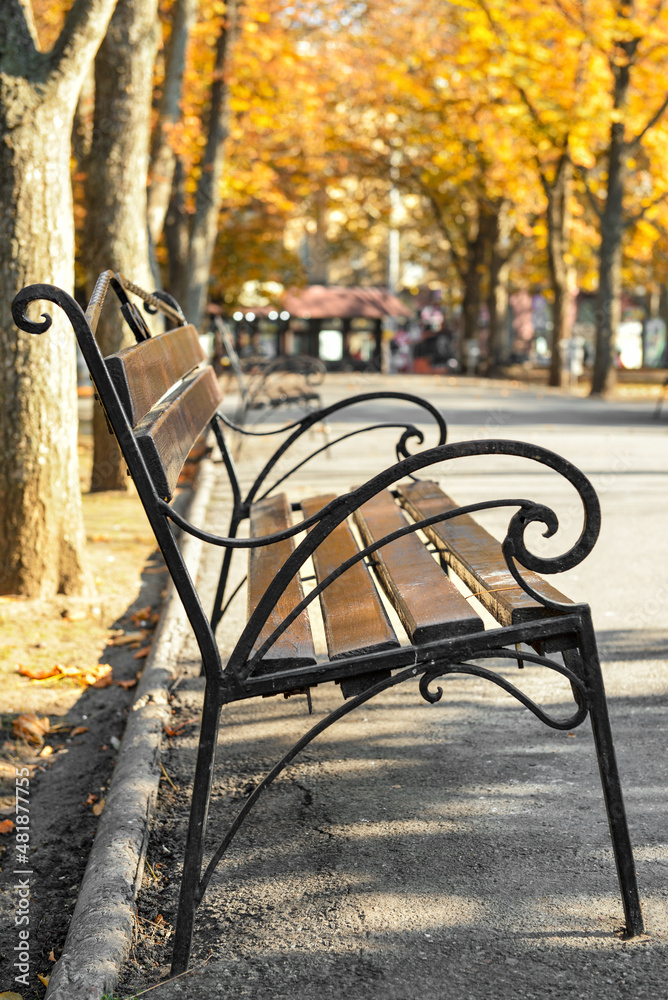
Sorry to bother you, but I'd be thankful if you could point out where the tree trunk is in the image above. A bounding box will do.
[180,0,239,329]
[544,153,573,388]
[591,120,625,395]
[461,205,486,345]
[482,203,502,371]
[147,0,197,248]
[84,0,160,492]
[0,0,118,597]
[591,20,636,397]
[0,114,90,596]
[487,258,510,370]
[165,155,191,304]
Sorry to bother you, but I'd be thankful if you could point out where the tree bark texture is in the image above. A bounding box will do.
[180,0,239,329]
[591,118,625,395]
[591,20,638,396]
[0,0,118,597]
[83,0,160,492]
[147,0,197,248]
[483,202,503,368]
[543,153,573,388]
[461,204,487,345]
[164,156,190,301]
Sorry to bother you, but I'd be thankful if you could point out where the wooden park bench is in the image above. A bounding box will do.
[13,273,644,975]
[212,315,326,427]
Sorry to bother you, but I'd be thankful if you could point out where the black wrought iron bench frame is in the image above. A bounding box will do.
[213,314,326,427]
[13,273,644,977]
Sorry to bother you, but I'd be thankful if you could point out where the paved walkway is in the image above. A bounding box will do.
[114,377,668,999]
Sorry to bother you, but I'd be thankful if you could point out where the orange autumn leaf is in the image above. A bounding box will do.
[92,798,106,817]
[81,664,113,688]
[13,713,50,744]
[164,717,198,738]
[0,819,15,834]
[133,646,151,660]
[70,726,88,737]
[17,663,61,680]
[116,678,138,690]
[57,664,83,677]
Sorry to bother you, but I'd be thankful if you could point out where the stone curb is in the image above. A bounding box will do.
[45,459,218,1000]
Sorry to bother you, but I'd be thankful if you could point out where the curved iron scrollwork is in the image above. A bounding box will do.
[418,648,589,731]
[226,439,600,678]
[12,283,88,338]
[220,390,448,506]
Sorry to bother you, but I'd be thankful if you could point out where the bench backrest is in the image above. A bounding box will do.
[105,324,223,501]
[104,325,222,500]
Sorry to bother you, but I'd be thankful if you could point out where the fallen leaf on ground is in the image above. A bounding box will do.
[0,819,15,834]
[116,678,138,690]
[18,662,114,688]
[16,663,61,680]
[85,793,98,805]
[81,664,113,688]
[39,745,54,757]
[131,605,153,625]
[13,713,50,744]
[164,717,198,738]
[0,992,25,999]
[37,974,49,987]
[70,726,88,737]
[109,631,147,646]
[92,798,105,816]
[48,949,56,962]
[57,664,83,677]
[134,646,151,659]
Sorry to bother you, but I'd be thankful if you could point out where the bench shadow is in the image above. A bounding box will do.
[128,660,668,999]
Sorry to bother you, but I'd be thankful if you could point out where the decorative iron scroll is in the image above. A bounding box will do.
[418,648,589,730]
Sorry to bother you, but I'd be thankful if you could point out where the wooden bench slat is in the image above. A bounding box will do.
[353,490,485,644]
[106,324,206,425]
[301,495,399,660]
[135,367,222,501]
[248,494,317,670]
[397,481,571,625]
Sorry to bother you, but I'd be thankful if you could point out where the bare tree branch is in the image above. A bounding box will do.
[424,189,465,280]
[628,91,668,150]
[573,163,604,221]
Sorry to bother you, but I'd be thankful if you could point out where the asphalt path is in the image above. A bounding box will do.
[117,374,668,1000]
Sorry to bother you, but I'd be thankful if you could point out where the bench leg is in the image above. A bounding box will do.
[171,684,221,974]
[568,624,644,936]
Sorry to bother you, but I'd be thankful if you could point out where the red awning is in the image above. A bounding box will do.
[282,285,411,320]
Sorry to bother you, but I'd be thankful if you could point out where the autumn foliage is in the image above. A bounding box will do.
[29,0,668,389]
